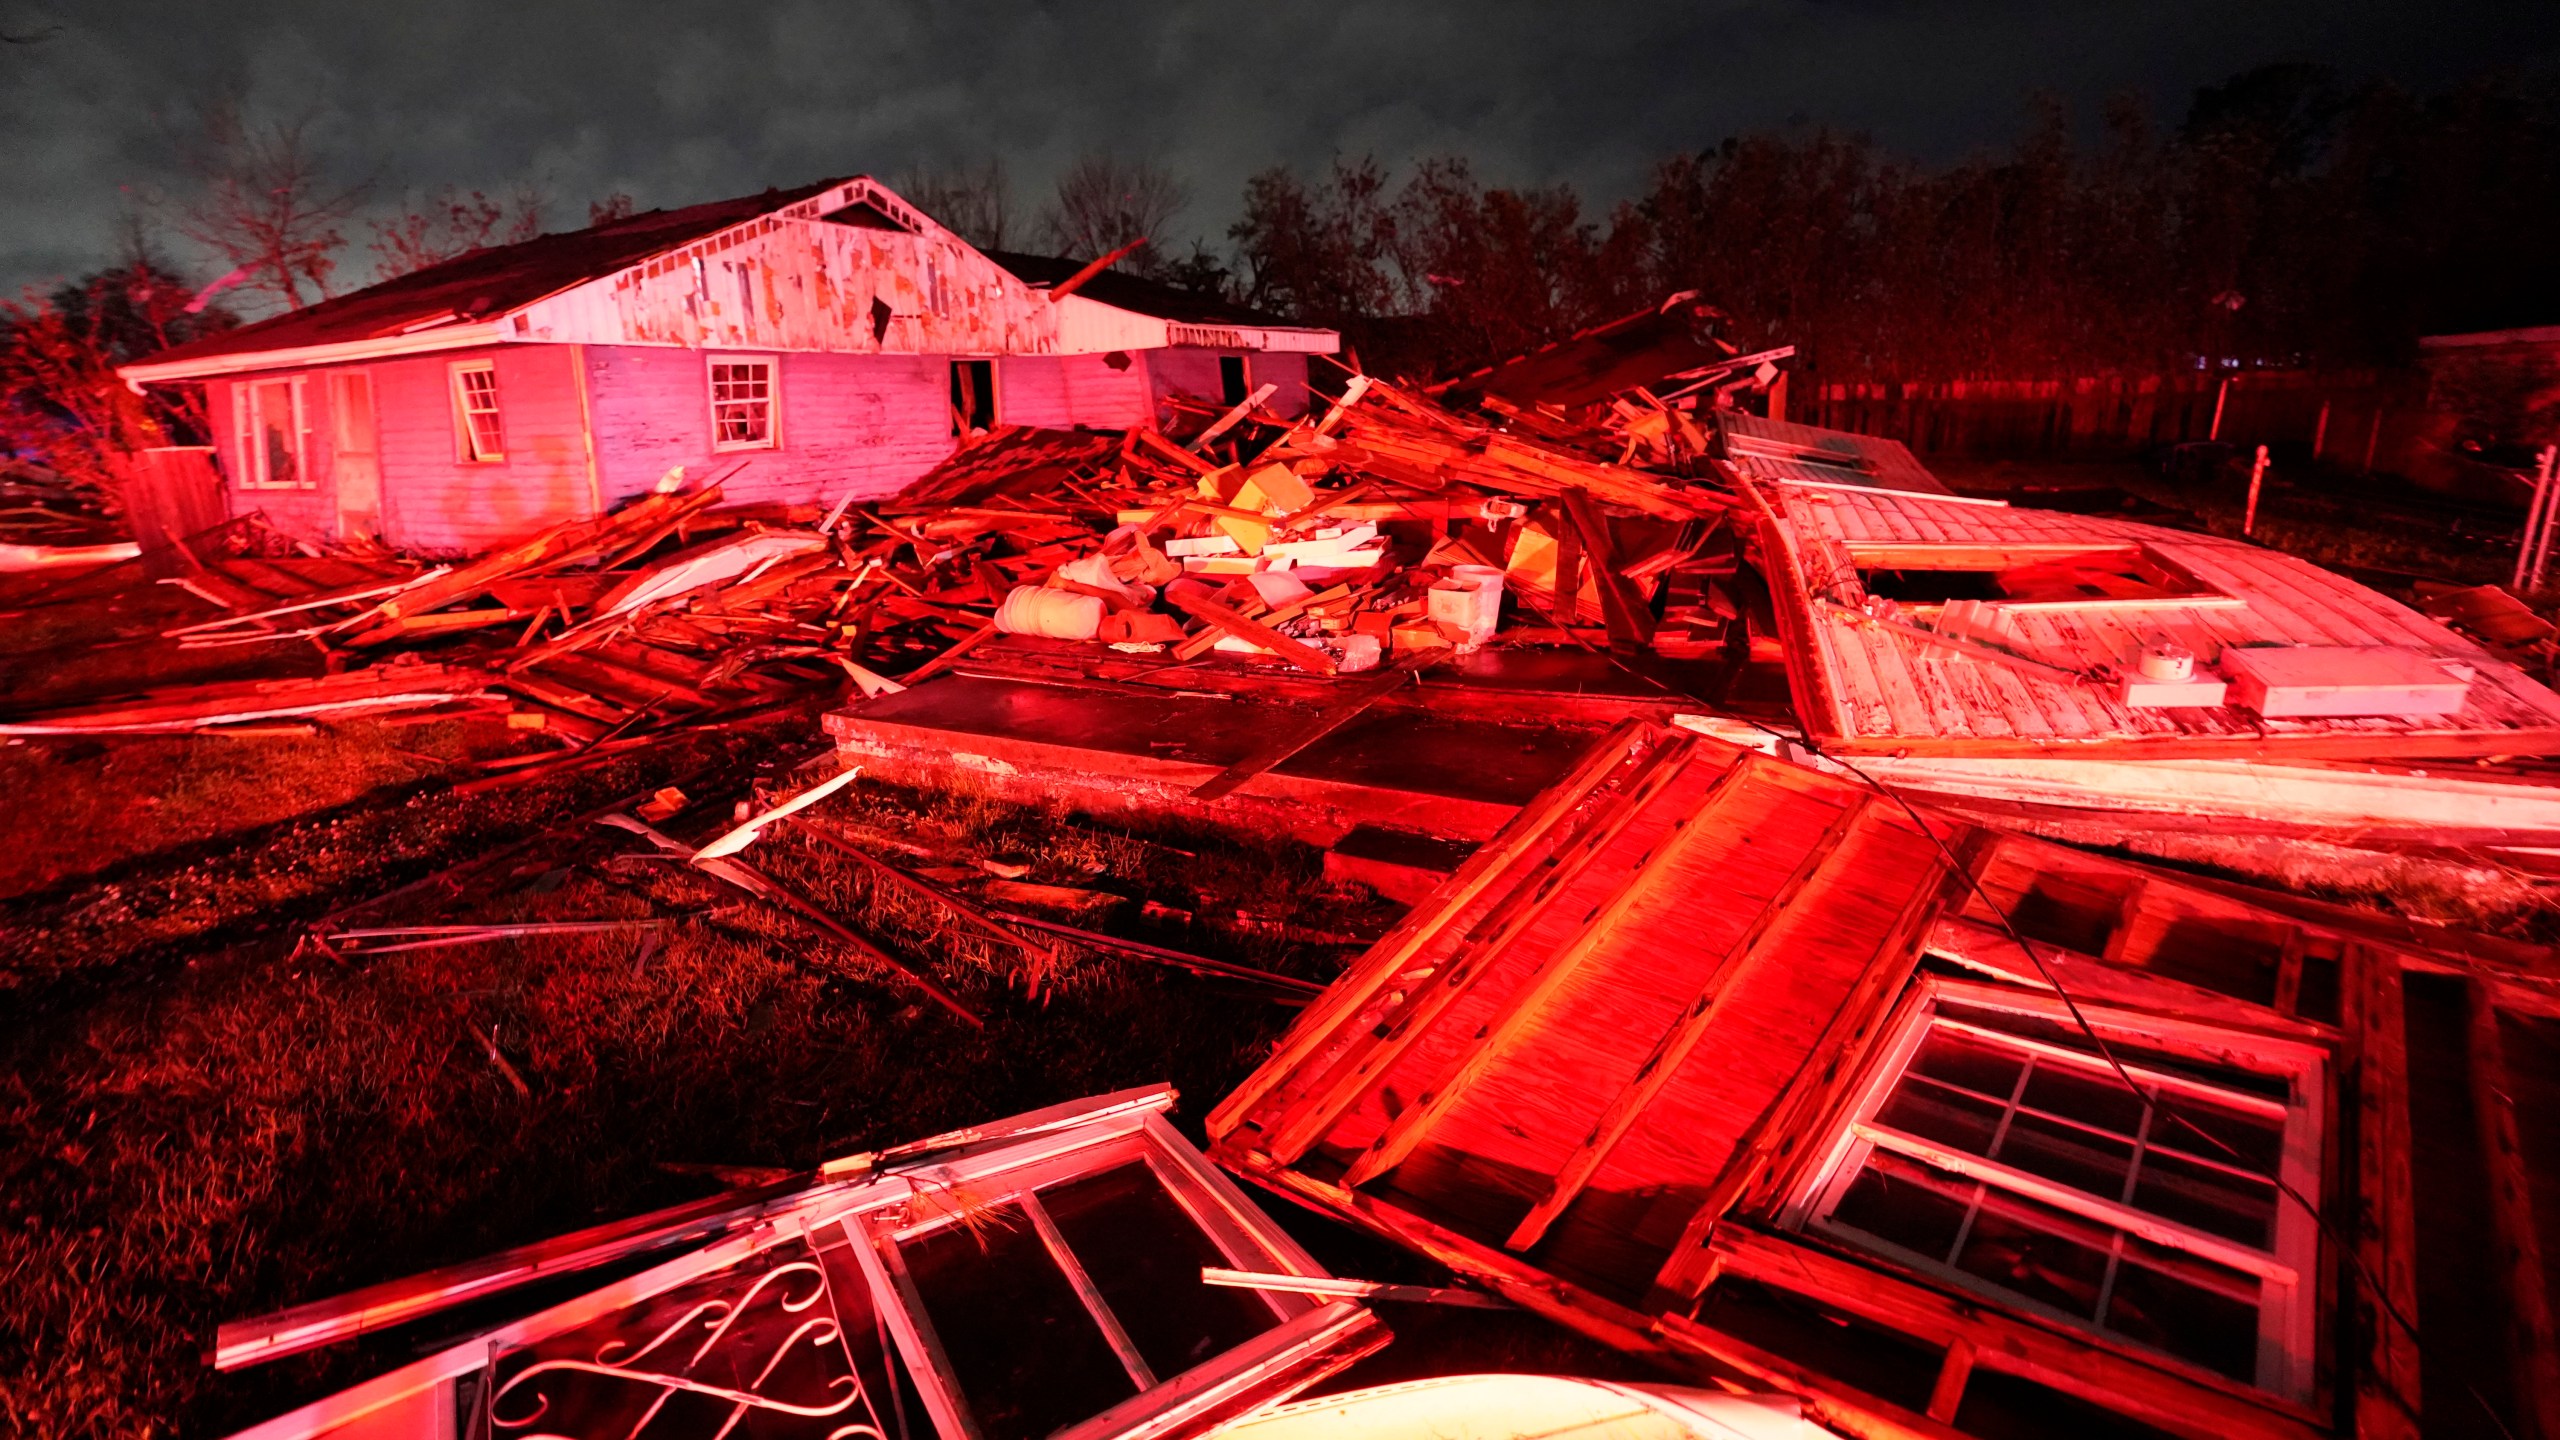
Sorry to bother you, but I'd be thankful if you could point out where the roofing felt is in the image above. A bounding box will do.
[981,250,1306,330]
[134,180,847,369]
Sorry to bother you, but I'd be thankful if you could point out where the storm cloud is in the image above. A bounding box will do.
[1,0,2553,296]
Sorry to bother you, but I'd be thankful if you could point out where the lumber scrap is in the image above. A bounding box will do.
[0,664,491,734]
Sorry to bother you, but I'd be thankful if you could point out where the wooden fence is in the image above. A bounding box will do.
[1795,370,2418,464]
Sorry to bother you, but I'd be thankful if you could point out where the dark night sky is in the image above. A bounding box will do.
[1,0,2554,298]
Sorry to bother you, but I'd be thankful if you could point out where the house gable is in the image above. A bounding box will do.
[512,177,1064,356]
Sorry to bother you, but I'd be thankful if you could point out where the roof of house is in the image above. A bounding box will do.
[981,250,1299,329]
[137,181,846,371]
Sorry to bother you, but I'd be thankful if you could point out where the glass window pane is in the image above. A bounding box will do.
[2104,1236,2262,1383]
[1909,1027,2026,1100]
[1039,1161,1279,1380]
[1830,1150,1974,1263]
[1878,1077,2006,1156]
[1995,1108,2136,1201]
[1954,1188,2114,1322]
[2130,1148,2278,1247]
[900,1204,1137,1440]
[2019,1058,2146,1138]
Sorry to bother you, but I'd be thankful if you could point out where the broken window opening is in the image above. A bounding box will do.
[1791,981,2323,1401]
[1219,355,1250,408]
[451,361,505,463]
[1849,545,2218,607]
[709,357,776,450]
[950,359,997,436]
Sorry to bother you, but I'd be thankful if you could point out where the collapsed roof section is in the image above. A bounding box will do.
[1209,718,2560,1440]
[1747,479,2560,760]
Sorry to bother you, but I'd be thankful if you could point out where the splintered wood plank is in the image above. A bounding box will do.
[1503,793,1873,1251]
[1336,756,1771,1188]
[1255,733,1715,1165]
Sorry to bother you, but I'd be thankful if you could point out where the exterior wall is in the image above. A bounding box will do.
[374,345,594,553]
[212,346,593,553]
[1146,349,1311,424]
[995,353,1155,431]
[584,345,959,509]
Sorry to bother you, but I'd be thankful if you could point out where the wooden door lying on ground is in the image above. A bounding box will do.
[216,1086,1385,1440]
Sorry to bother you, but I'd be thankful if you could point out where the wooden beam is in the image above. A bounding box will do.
[2469,980,2560,1440]
[1503,792,1873,1251]
[1338,754,1764,1188]
[1926,1339,1975,1424]
[1253,733,1708,1166]
[1561,485,1656,647]
[792,817,1057,964]
[2346,945,2423,1440]
[1165,584,1340,675]
[1191,648,1446,801]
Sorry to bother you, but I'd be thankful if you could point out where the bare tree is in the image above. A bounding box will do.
[1040,155,1189,272]
[369,185,545,279]
[168,99,364,311]
[898,159,1013,250]
[589,192,637,226]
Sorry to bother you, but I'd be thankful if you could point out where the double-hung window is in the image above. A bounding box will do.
[232,377,308,488]
[450,361,505,462]
[709,356,776,449]
[1789,982,2323,1400]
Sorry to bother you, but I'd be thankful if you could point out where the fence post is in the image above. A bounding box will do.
[2531,446,2560,594]
[2244,444,2270,537]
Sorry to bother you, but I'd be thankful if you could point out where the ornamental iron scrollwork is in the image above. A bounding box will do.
[488,1241,886,1440]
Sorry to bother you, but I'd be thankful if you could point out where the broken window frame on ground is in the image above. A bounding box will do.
[219,1086,1384,1440]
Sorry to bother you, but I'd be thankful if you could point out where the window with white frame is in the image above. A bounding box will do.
[450,361,505,462]
[232,377,309,488]
[1788,982,2323,1400]
[709,357,776,449]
